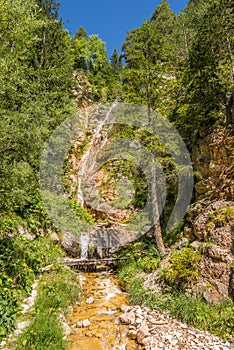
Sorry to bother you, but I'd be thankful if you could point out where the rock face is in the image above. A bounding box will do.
[61,231,81,257]
[181,128,234,303]
[192,128,234,201]
[120,305,232,350]
[186,201,234,303]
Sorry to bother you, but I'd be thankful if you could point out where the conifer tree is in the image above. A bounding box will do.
[110,49,122,75]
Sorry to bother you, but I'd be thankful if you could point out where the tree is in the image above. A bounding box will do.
[122,0,176,115]
[172,0,234,142]
[150,0,176,35]
[110,49,122,75]
[74,26,88,40]
[0,0,74,213]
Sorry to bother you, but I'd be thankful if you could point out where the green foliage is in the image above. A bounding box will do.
[0,214,24,239]
[163,220,184,245]
[208,207,234,227]
[0,234,64,340]
[153,292,234,341]
[68,199,95,225]
[15,268,80,350]
[171,0,234,142]
[160,247,201,288]
[99,158,148,211]
[72,32,119,101]
[117,236,162,275]
[0,0,75,214]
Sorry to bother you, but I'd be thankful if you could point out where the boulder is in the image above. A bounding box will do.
[61,232,80,257]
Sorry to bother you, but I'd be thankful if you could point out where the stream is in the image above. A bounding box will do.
[66,269,140,350]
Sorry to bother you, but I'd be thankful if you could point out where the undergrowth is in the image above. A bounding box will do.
[15,268,80,350]
[0,232,64,340]
[117,239,234,342]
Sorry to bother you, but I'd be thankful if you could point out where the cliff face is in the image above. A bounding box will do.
[185,127,234,304]
[192,127,234,201]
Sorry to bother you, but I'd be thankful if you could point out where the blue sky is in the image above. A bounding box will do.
[59,0,188,58]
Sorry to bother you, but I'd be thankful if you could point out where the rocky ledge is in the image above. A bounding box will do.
[120,305,232,350]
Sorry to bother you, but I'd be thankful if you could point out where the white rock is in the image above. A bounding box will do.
[82,319,91,327]
[137,321,150,344]
[76,321,83,328]
[86,297,94,304]
[120,312,135,325]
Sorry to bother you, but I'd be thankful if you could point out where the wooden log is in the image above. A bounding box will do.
[59,257,125,268]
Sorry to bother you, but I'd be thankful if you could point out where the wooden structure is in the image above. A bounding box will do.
[58,257,125,271]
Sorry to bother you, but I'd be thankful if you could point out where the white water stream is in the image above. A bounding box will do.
[77,102,117,207]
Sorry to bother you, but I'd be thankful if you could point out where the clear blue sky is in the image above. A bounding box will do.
[59,0,189,58]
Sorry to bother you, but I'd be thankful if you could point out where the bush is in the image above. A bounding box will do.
[116,236,161,273]
[160,247,201,288]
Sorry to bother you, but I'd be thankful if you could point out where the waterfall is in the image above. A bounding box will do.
[80,234,90,260]
[77,102,117,207]
[77,178,84,207]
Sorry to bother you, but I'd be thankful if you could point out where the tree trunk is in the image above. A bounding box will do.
[150,156,166,255]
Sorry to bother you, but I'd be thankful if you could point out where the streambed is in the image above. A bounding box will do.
[66,270,140,350]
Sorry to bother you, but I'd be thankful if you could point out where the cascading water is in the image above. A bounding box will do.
[66,104,142,349]
[77,102,117,207]
[80,234,90,260]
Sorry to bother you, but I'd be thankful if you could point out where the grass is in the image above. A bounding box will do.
[15,268,80,350]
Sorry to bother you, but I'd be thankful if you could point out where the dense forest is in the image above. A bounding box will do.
[0,0,233,347]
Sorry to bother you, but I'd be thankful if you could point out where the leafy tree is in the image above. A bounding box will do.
[0,0,74,213]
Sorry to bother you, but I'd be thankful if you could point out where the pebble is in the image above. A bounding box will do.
[119,305,232,349]
[82,319,91,327]
[86,297,94,304]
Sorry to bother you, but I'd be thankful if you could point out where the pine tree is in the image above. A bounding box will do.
[110,49,122,75]
[74,26,88,40]
[150,0,176,35]
[172,0,234,142]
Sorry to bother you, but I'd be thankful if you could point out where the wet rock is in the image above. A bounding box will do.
[61,232,80,256]
[121,305,131,313]
[86,297,94,304]
[82,319,91,327]
[76,321,83,328]
[128,329,137,340]
[126,341,139,350]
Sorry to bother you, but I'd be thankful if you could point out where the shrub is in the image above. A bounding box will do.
[161,247,201,288]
